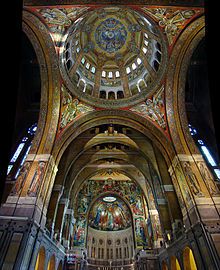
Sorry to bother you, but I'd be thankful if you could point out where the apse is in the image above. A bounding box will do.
[88,195,132,231]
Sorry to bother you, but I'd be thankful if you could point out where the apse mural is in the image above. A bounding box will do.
[73,179,152,248]
[88,196,132,231]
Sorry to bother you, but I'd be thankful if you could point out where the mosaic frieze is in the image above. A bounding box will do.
[27,161,46,197]
[73,179,152,248]
[10,162,32,196]
[197,161,220,196]
[24,0,204,6]
[130,85,167,132]
[35,7,90,45]
[59,84,94,131]
[141,7,202,45]
[182,161,204,197]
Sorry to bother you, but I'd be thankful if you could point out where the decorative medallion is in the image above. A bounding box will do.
[95,18,127,53]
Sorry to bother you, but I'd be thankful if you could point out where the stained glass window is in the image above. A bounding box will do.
[7,123,37,179]
[189,124,220,180]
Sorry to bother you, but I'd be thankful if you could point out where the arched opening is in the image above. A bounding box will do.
[35,246,46,270]
[13,32,41,147]
[162,260,169,270]
[2,31,41,202]
[86,194,135,264]
[47,116,182,269]
[57,260,63,270]
[47,254,56,270]
[170,256,181,270]
[183,247,197,270]
[185,38,220,181]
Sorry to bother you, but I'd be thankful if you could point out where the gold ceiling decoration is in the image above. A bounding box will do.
[141,7,201,45]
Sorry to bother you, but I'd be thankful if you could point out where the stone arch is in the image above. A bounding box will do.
[14,10,62,224]
[53,110,175,166]
[35,246,46,270]
[22,9,60,155]
[165,15,218,207]
[183,247,197,270]
[45,112,183,247]
[166,15,205,155]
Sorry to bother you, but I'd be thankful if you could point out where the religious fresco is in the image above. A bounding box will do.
[197,161,220,196]
[73,179,151,248]
[130,85,168,133]
[73,216,86,247]
[141,7,202,46]
[95,17,128,53]
[88,196,132,231]
[59,84,94,131]
[10,161,31,195]
[33,7,90,45]
[27,161,46,197]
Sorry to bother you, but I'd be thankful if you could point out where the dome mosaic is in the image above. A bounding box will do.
[60,6,167,108]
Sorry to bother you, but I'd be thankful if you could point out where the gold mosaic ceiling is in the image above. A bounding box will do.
[60,6,168,108]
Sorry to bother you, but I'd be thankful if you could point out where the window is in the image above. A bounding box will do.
[7,124,37,179]
[115,71,120,78]
[142,47,147,54]
[126,67,131,74]
[137,58,142,65]
[189,124,220,180]
[132,63,137,70]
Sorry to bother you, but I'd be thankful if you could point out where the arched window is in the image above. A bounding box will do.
[189,124,220,180]
[35,246,46,270]
[7,123,37,179]
[183,247,197,270]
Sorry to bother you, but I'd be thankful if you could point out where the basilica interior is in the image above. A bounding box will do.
[0,0,220,269]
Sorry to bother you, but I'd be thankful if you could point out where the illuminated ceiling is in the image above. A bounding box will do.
[60,6,167,108]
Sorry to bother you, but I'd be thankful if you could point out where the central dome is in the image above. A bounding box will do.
[60,6,167,108]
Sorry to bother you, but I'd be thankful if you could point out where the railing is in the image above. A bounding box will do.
[87,259,134,266]
[65,259,135,270]
[87,263,135,270]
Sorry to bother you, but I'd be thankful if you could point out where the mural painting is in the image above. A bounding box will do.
[73,179,151,248]
[88,196,132,231]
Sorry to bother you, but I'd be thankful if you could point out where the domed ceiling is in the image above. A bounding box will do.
[60,6,167,108]
[88,195,132,231]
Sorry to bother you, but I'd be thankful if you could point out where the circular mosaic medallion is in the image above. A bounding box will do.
[95,18,127,53]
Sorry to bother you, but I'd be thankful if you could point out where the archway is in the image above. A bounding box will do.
[57,261,63,270]
[47,254,56,270]
[183,247,197,270]
[35,246,46,270]
[86,194,135,265]
[162,261,169,270]
[170,256,181,270]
